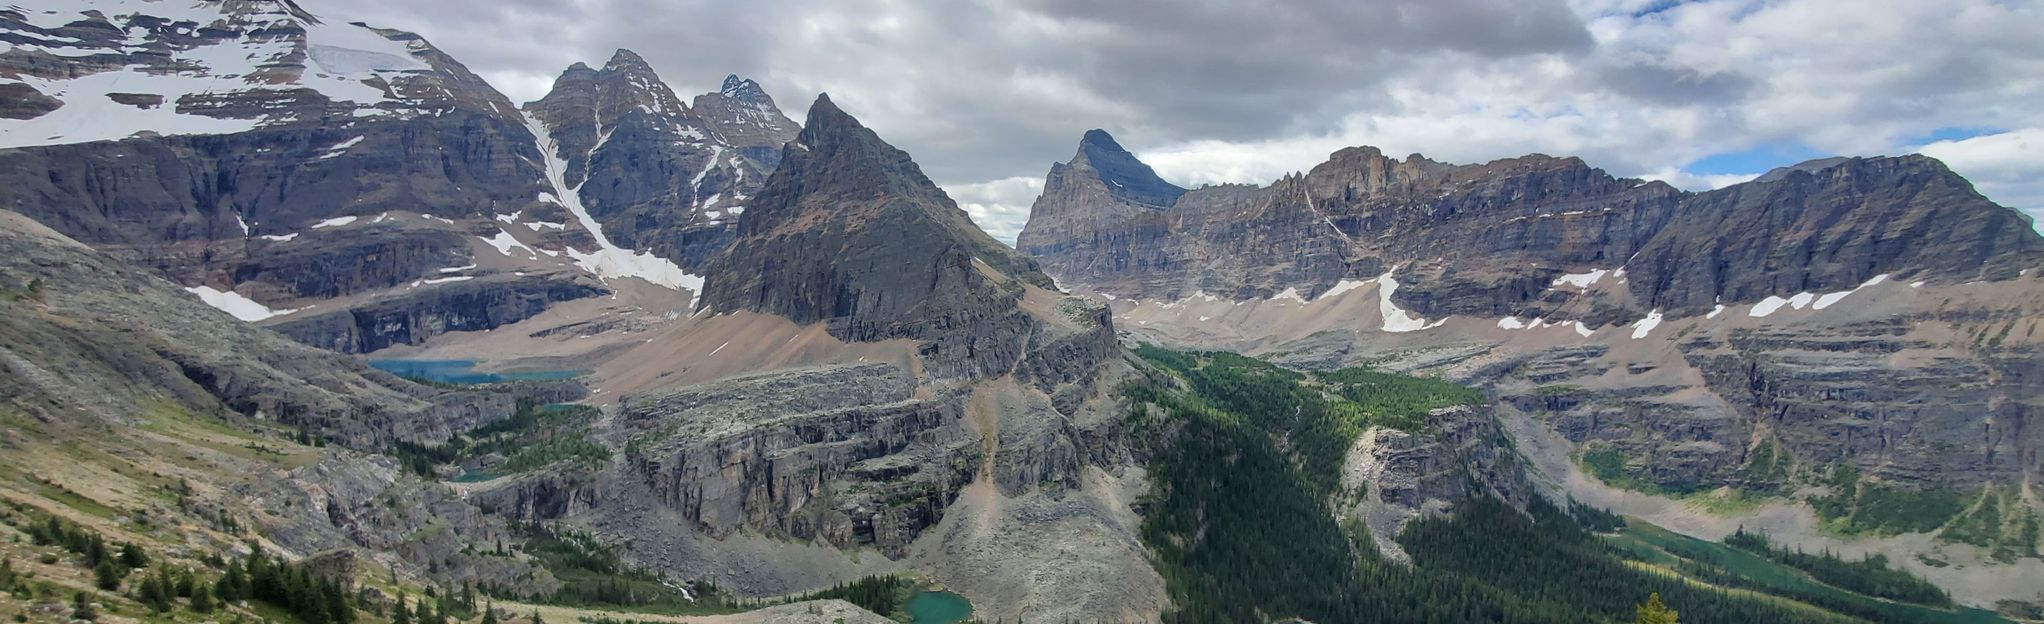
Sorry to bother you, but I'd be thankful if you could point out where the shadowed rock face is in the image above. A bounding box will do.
[702,94,1058,378]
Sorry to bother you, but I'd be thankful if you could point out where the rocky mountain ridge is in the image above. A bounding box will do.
[1021,129,2044,606]
[0,0,798,354]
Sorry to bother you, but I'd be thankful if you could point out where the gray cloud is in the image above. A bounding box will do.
[313,0,2044,242]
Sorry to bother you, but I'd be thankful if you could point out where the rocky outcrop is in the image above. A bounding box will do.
[243,453,559,596]
[1338,404,1529,562]
[701,94,1059,378]
[617,363,979,558]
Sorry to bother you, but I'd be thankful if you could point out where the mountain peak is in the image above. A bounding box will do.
[604,48,650,71]
[720,74,769,100]
[701,96,1058,377]
[1069,129,1185,208]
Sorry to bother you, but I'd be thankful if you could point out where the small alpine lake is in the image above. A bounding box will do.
[903,590,972,624]
[367,359,584,385]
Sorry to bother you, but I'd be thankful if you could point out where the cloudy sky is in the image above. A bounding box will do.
[321,0,2044,242]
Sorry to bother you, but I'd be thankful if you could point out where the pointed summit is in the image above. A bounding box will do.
[1016,129,1185,262]
[603,48,650,71]
[719,73,770,100]
[1069,129,1185,208]
[701,95,1058,377]
[692,74,800,169]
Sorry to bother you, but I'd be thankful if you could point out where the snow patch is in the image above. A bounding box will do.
[1629,310,1663,339]
[1270,287,1307,303]
[1377,272,1443,333]
[1749,296,1793,318]
[1572,321,1595,337]
[436,264,476,273]
[258,233,299,242]
[1812,274,1890,310]
[1706,304,1726,319]
[480,230,533,257]
[1315,279,1369,301]
[311,216,357,229]
[422,275,472,284]
[316,135,364,159]
[1551,269,1609,289]
[184,285,295,322]
[1497,316,1527,330]
[525,113,705,299]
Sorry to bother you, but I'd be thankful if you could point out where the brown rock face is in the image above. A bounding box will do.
[701,94,1058,378]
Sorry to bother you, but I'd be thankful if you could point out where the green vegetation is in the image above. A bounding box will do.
[1738,439,1791,493]
[1315,365,1484,432]
[1611,522,2006,624]
[785,575,913,617]
[1124,345,1913,624]
[389,401,609,479]
[1809,466,1972,536]
[1937,488,2042,562]
[1724,527,1949,606]
[514,522,734,614]
[2,506,361,624]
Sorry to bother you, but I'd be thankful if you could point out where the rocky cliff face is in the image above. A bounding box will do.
[0,0,627,349]
[0,2,802,353]
[702,94,1059,379]
[1021,131,2041,321]
[1023,130,2044,522]
[524,53,798,271]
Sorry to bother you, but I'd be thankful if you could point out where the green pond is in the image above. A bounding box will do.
[903,591,972,624]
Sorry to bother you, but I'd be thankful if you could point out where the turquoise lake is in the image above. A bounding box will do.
[903,591,972,624]
[367,359,584,384]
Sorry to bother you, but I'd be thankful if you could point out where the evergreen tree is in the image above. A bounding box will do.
[191,582,216,613]
[84,534,108,567]
[482,601,499,624]
[1636,593,1679,624]
[139,571,173,613]
[92,559,121,590]
[415,596,434,624]
[530,610,543,624]
[394,594,412,624]
[217,562,248,602]
[118,543,148,570]
[71,592,96,622]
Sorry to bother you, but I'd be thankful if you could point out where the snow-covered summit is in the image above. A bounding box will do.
[0,0,517,148]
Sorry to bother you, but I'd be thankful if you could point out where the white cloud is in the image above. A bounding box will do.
[945,176,1045,244]
[305,0,2044,241]
[1918,129,2044,231]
